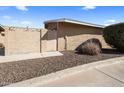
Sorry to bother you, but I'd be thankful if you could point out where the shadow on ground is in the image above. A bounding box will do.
[75,48,124,55]
[102,48,124,54]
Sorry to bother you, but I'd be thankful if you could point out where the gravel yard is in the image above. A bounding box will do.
[0,49,124,86]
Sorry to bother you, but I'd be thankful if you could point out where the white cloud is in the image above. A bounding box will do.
[21,21,31,25]
[16,6,28,11]
[104,19,116,26]
[107,19,116,23]
[82,6,96,10]
[3,15,11,19]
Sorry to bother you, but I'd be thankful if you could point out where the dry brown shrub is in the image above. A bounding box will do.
[75,38,102,55]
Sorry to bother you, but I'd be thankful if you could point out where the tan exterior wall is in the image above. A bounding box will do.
[41,28,57,52]
[57,22,109,51]
[1,25,57,55]
[3,27,42,55]
[44,23,58,52]
[0,21,110,56]
[41,29,48,52]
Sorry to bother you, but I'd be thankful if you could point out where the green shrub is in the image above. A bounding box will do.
[103,23,124,50]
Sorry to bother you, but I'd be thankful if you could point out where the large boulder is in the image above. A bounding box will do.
[75,38,102,55]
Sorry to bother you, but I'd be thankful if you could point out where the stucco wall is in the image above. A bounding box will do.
[4,27,42,55]
[0,26,52,55]
[41,29,48,52]
[0,21,110,55]
[57,22,109,51]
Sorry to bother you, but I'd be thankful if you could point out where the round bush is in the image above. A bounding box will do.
[75,38,102,55]
[103,23,124,50]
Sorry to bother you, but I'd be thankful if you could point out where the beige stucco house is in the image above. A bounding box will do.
[0,18,109,56]
[44,18,108,51]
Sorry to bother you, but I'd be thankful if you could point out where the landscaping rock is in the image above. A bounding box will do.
[0,50,123,86]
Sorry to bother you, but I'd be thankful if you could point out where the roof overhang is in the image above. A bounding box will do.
[44,18,105,28]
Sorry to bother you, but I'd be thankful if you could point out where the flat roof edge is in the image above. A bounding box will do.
[44,18,104,28]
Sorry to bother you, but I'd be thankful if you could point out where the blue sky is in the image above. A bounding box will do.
[0,6,124,28]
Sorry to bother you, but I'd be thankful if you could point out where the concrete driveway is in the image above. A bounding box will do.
[7,56,124,87]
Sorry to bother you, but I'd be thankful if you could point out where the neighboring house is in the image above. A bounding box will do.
[0,18,109,56]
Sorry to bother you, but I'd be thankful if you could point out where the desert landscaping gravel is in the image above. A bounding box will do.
[0,49,124,86]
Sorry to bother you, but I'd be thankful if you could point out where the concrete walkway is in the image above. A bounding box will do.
[0,51,63,63]
[6,56,124,87]
[40,57,124,87]
[42,65,124,87]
